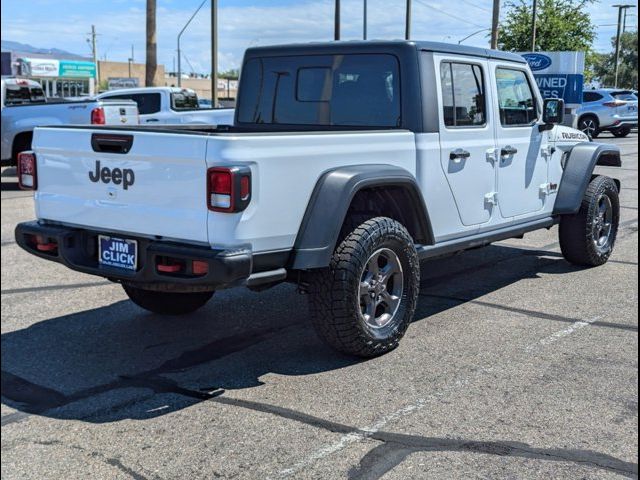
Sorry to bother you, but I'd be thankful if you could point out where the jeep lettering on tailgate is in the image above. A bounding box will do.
[89,161,135,190]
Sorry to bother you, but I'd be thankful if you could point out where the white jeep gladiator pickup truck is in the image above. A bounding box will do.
[15,41,622,358]
[1,78,139,165]
[96,86,234,126]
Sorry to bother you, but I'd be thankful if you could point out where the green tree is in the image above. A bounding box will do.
[219,69,240,80]
[499,0,596,52]
[592,31,638,89]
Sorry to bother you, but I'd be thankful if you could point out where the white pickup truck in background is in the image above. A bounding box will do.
[1,78,139,165]
[96,87,234,126]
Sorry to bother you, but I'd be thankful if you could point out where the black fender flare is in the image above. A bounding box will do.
[554,142,621,215]
[290,164,433,269]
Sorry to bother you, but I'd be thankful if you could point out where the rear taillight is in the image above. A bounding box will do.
[602,101,624,108]
[91,107,106,124]
[17,151,37,190]
[207,166,252,213]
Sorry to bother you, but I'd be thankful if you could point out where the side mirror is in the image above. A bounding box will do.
[542,98,564,125]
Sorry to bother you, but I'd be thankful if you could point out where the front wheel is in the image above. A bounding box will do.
[578,116,600,139]
[123,284,214,315]
[559,176,620,267]
[308,217,420,358]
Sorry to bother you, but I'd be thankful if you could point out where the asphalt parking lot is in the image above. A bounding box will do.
[1,133,638,479]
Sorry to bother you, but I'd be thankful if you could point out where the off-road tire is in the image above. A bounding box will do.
[308,217,420,358]
[559,175,620,267]
[578,115,600,139]
[123,284,214,314]
[612,126,631,138]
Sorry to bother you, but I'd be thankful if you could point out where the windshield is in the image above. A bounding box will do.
[237,53,401,128]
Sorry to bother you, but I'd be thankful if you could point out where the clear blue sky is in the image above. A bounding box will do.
[1,0,634,73]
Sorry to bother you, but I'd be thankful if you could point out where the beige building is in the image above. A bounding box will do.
[97,60,236,101]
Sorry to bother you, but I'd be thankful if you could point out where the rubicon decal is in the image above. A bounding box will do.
[89,161,135,190]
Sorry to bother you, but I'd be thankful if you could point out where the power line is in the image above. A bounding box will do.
[414,0,486,29]
[459,0,491,13]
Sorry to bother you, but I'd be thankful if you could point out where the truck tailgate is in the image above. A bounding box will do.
[33,127,209,243]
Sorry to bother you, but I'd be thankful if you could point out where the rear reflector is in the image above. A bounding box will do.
[192,260,209,275]
[17,151,37,190]
[91,107,106,124]
[207,166,252,213]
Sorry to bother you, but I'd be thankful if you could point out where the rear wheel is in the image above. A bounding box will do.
[578,115,600,139]
[559,176,620,267]
[612,126,631,138]
[123,284,214,315]
[308,217,420,358]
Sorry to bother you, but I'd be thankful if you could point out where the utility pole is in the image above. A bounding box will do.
[334,0,340,40]
[89,25,100,87]
[531,0,538,51]
[211,0,218,106]
[490,0,500,49]
[363,0,367,40]
[146,0,157,86]
[613,4,635,88]
[405,0,412,40]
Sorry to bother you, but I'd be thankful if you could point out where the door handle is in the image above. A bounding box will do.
[449,148,471,162]
[501,145,518,156]
[145,118,159,123]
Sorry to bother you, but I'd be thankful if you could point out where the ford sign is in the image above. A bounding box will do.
[522,53,552,71]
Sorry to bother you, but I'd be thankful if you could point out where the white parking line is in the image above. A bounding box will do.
[274,311,609,478]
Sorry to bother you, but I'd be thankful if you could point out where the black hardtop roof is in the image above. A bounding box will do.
[244,40,527,64]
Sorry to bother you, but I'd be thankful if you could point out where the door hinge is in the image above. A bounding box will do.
[484,191,499,206]
[539,182,559,196]
[541,146,555,159]
[486,148,499,164]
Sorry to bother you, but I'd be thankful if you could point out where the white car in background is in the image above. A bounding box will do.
[1,78,139,165]
[97,87,234,126]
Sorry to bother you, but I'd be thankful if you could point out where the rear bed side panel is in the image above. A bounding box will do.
[205,131,418,253]
[34,127,210,243]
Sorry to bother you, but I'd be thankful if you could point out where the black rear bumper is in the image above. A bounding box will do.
[14,221,252,290]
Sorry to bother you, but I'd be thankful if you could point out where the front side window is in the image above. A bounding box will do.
[171,91,199,110]
[583,91,603,103]
[237,53,401,128]
[495,68,538,126]
[439,62,486,127]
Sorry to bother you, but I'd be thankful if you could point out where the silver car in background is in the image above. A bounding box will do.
[577,88,638,138]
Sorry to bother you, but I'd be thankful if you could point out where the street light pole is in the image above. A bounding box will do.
[177,0,207,87]
[459,28,491,44]
[613,4,635,88]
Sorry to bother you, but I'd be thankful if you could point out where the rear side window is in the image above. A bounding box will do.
[439,62,486,127]
[495,68,538,126]
[104,93,160,115]
[4,85,46,105]
[237,54,401,128]
[583,91,603,103]
[171,91,199,110]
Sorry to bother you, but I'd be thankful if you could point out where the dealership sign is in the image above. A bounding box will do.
[19,58,96,78]
[519,51,585,106]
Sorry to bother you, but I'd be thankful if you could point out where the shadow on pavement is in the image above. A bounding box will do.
[0,243,621,425]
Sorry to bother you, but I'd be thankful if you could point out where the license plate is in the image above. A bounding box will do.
[98,235,137,271]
